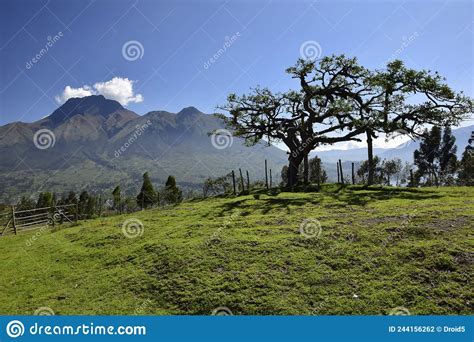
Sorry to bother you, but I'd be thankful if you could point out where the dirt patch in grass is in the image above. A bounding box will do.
[427,216,470,231]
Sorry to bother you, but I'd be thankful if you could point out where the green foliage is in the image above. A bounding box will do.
[357,157,382,184]
[414,126,458,186]
[457,133,474,186]
[308,156,327,184]
[112,186,122,212]
[36,192,54,208]
[163,176,183,205]
[15,196,35,211]
[137,172,157,209]
[203,173,233,197]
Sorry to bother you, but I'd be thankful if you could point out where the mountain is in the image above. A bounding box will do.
[312,125,473,164]
[0,96,287,203]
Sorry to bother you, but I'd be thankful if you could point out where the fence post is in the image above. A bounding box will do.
[52,202,56,228]
[337,162,340,183]
[246,170,250,191]
[11,206,16,235]
[75,203,79,222]
[239,168,244,193]
[317,165,321,191]
[352,162,355,185]
[99,194,103,217]
[232,170,236,195]
[269,169,272,188]
[339,159,345,185]
[265,160,269,189]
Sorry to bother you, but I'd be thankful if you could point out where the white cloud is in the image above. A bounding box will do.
[55,77,143,106]
[54,85,94,103]
[93,77,143,105]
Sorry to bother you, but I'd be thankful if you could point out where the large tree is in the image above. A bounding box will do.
[291,58,472,185]
[219,55,472,187]
[219,57,368,187]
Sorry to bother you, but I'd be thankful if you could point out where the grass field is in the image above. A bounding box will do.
[0,185,472,315]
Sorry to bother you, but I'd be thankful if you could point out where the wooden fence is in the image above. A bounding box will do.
[0,203,78,236]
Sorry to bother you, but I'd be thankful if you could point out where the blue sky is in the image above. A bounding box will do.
[0,0,473,131]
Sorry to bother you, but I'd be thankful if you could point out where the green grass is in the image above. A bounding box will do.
[0,185,472,315]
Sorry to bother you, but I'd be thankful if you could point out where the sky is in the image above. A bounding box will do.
[0,0,473,149]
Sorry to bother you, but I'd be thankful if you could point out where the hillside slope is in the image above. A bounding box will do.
[0,96,287,202]
[0,186,472,315]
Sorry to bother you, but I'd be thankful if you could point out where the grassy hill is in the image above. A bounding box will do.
[0,185,472,315]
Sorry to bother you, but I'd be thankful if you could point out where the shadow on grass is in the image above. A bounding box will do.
[212,184,443,215]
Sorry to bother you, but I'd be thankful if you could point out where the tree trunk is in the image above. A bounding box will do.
[287,154,302,188]
[366,130,374,185]
[339,159,345,185]
[246,170,250,191]
[239,168,244,193]
[232,170,236,195]
[351,162,355,185]
[265,159,269,189]
[303,154,309,184]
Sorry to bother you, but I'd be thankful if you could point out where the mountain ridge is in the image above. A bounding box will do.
[0,96,287,203]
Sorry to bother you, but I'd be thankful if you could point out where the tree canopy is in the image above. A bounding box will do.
[219,55,473,187]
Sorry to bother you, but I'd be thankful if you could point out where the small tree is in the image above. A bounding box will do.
[457,132,473,186]
[414,126,457,186]
[78,191,90,218]
[16,196,35,211]
[382,159,402,186]
[439,127,458,185]
[36,192,54,208]
[66,191,77,205]
[308,156,327,184]
[163,176,183,205]
[136,172,156,209]
[85,195,97,218]
[357,156,383,184]
[112,186,122,213]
